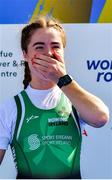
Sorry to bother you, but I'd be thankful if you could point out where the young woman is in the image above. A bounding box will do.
[0,16,109,179]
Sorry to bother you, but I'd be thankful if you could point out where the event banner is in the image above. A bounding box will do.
[0,0,112,179]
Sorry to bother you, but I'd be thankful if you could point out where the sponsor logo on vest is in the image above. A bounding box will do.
[48,117,68,126]
[26,115,39,123]
[28,134,40,150]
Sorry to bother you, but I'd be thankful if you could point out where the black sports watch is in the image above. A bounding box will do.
[57,74,73,88]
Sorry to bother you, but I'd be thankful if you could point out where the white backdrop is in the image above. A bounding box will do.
[0,24,111,179]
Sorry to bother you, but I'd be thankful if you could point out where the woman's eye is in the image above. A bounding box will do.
[35,46,44,49]
[52,46,60,49]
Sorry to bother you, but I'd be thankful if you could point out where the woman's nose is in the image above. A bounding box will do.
[45,47,53,57]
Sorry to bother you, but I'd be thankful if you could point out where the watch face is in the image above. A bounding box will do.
[63,76,70,84]
[57,75,72,88]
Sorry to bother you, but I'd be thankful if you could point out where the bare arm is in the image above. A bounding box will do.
[61,80,109,128]
[32,54,109,127]
[0,149,6,165]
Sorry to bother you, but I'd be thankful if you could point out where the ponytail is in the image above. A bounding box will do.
[23,61,31,89]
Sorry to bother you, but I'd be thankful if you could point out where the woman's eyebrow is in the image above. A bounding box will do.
[51,42,60,45]
[33,42,45,47]
[33,42,60,47]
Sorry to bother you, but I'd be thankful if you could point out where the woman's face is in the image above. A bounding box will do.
[23,27,64,81]
[24,27,64,62]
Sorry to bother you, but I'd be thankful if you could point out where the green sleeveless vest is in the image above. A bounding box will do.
[11,90,82,179]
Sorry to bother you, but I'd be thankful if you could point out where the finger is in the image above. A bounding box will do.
[37,70,48,80]
[37,54,56,63]
[34,58,51,68]
[32,54,62,66]
[52,49,62,62]
[31,54,40,65]
[33,63,48,71]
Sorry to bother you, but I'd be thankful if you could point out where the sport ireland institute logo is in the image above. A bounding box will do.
[28,134,40,150]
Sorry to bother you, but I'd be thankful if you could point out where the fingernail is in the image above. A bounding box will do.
[31,58,34,65]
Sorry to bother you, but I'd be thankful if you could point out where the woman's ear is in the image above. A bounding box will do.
[23,50,28,62]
